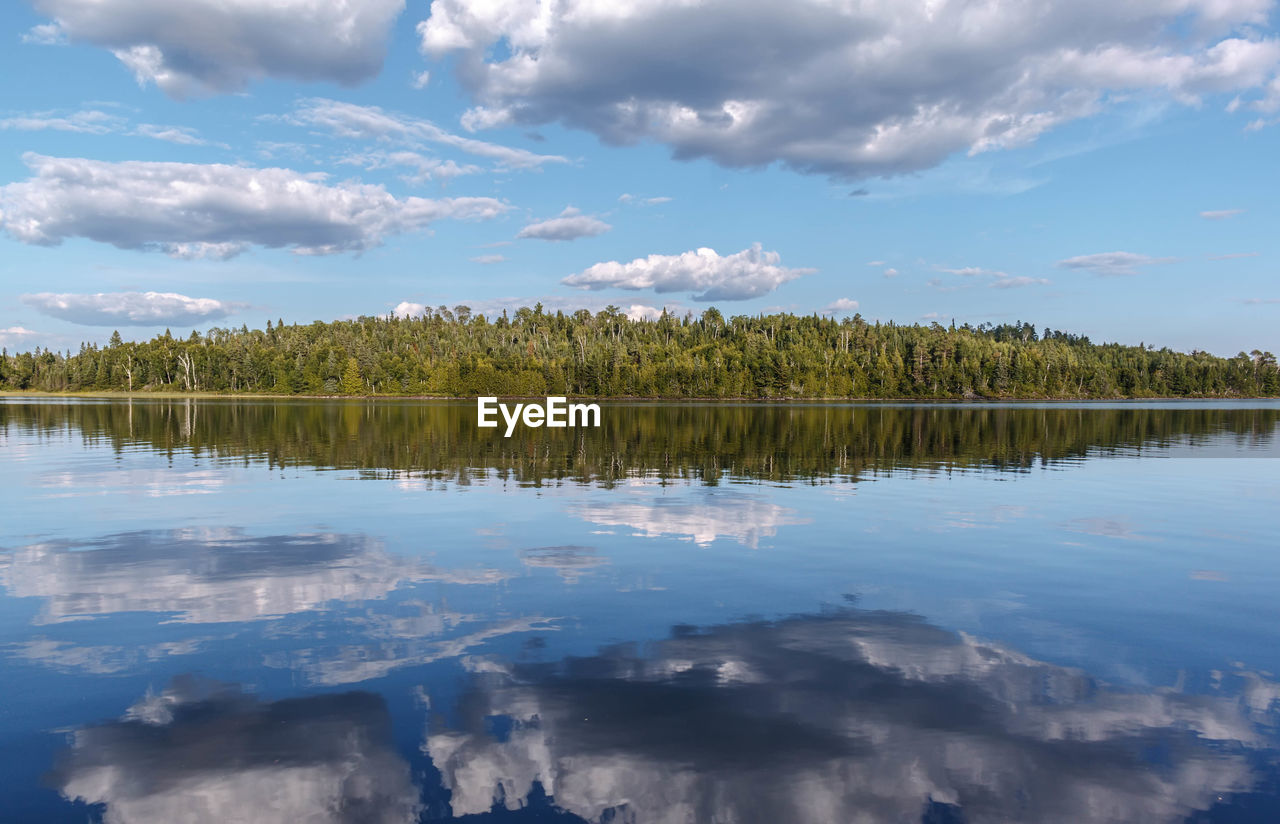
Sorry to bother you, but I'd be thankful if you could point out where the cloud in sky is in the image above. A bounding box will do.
[420,0,1280,178]
[0,109,124,134]
[2,109,223,148]
[517,207,612,241]
[282,98,563,170]
[937,265,1049,288]
[1057,251,1177,276]
[618,193,673,205]
[27,0,406,97]
[0,326,41,347]
[821,298,860,315]
[337,150,483,184]
[1200,208,1245,219]
[470,254,506,264]
[0,154,508,257]
[563,243,812,301]
[22,292,245,326]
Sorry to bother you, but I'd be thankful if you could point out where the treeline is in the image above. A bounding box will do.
[2,306,1277,398]
[6,400,1276,486]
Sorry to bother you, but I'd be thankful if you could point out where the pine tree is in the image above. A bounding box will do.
[339,358,363,395]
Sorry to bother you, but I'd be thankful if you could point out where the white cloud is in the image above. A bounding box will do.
[411,70,431,89]
[414,295,682,321]
[0,154,508,257]
[517,207,612,241]
[1209,252,1259,260]
[624,304,664,321]
[883,267,900,278]
[619,193,672,205]
[0,109,124,134]
[0,326,41,347]
[940,266,1008,278]
[133,123,223,147]
[29,0,405,97]
[866,260,886,266]
[1057,251,1177,276]
[392,302,429,318]
[1200,208,1245,219]
[21,22,64,45]
[282,98,564,170]
[821,298,860,315]
[470,254,506,264]
[22,291,246,326]
[991,275,1051,288]
[419,0,1280,178]
[338,150,483,184]
[1243,297,1280,305]
[564,243,812,301]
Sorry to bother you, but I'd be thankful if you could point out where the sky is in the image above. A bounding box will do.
[0,0,1277,356]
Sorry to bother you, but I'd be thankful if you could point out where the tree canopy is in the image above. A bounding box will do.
[3,306,1277,399]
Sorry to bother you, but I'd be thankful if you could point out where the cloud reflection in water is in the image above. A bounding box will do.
[425,608,1279,823]
[51,677,421,824]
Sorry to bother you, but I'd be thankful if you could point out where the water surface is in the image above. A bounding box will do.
[2,399,1279,822]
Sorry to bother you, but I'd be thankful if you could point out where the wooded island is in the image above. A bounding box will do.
[3,306,1277,398]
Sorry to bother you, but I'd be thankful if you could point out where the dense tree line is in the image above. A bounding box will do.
[5,400,1276,486]
[2,306,1277,398]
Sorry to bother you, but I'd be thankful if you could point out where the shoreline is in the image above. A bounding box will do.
[3,390,1279,402]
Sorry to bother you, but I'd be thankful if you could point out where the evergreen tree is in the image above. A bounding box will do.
[339,358,363,396]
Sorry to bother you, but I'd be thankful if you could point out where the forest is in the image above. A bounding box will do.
[2,305,1277,398]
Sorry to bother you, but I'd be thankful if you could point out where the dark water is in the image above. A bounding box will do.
[2,398,1279,823]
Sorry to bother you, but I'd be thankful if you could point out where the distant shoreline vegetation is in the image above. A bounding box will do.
[2,306,1277,399]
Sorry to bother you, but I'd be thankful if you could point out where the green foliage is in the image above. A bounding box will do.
[2,309,1277,398]
[339,357,363,396]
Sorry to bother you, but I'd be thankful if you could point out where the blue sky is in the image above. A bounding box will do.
[1,0,1277,355]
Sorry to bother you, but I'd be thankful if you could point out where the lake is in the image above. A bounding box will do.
[2,398,1279,823]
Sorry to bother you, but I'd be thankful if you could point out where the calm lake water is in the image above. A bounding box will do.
[2,398,1280,823]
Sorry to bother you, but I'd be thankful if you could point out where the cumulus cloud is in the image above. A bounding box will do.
[0,154,508,257]
[419,0,1280,179]
[470,254,506,264]
[1200,208,1245,219]
[821,298,860,315]
[22,291,245,326]
[1057,251,1177,276]
[282,98,564,170]
[0,326,41,347]
[28,0,405,97]
[392,302,429,318]
[563,243,812,301]
[517,207,612,241]
[883,268,899,278]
